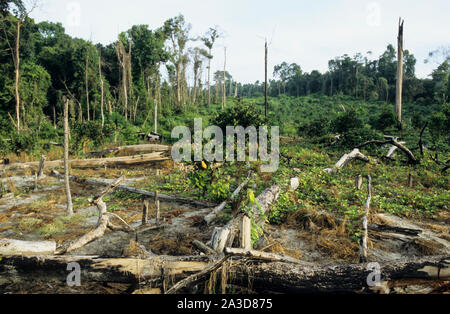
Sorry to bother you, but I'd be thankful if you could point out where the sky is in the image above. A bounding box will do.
[29,0,450,84]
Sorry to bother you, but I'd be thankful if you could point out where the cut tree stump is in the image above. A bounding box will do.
[240,215,252,251]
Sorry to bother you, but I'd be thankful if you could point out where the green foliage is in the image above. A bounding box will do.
[371,106,397,131]
[212,104,265,132]
[331,109,363,134]
[9,132,35,154]
[300,117,330,137]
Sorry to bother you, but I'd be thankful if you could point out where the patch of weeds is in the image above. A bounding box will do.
[17,217,43,233]
[38,219,65,238]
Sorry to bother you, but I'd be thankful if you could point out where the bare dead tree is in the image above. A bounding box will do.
[396,18,404,125]
[3,0,38,132]
[63,96,73,216]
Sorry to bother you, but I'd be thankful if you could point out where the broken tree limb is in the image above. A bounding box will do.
[204,171,252,225]
[3,152,169,172]
[225,248,302,264]
[86,144,170,158]
[384,136,419,164]
[325,149,370,174]
[192,240,217,256]
[357,137,419,164]
[418,122,428,157]
[56,176,126,255]
[0,239,56,256]
[360,175,372,263]
[166,255,228,294]
[50,170,215,208]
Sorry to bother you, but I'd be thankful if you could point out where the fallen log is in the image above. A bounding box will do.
[51,170,215,208]
[225,248,302,264]
[0,239,56,256]
[1,253,447,294]
[86,144,170,158]
[227,256,450,293]
[325,149,370,174]
[192,240,217,256]
[4,152,169,172]
[0,255,210,285]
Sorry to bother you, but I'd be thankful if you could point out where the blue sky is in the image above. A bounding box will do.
[29,0,450,84]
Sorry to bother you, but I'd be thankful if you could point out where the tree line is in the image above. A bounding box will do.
[0,0,448,142]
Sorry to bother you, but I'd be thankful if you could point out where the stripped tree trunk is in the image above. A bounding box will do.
[396,18,404,124]
[360,175,372,263]
[99,49,105,128]
[63,97,73,216]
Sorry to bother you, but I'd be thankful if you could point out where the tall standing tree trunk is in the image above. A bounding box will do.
[63,97,73,216]
[176,61,182,108]
[193,69,198,105]
[85,52,90,121]
[208,52,212,106]
[99,50,104,128]
[396,18,404,125]
[265,40,269,121]
[223,47,227,110]
[14,20,22,132]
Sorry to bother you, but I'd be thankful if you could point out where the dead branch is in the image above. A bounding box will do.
[324,148,370,174]
[50,170,215,208]
[166,255,229,294]
[55,176,127,255]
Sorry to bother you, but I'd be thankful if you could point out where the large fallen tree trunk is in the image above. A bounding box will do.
[51,171,215,208]
[227,256,449,293]
[3,152,169,172]
[0,253,447,294]
[86,144,170,158]
[0,239,56,256]
[0,255,210,285]
[324,148,370,174]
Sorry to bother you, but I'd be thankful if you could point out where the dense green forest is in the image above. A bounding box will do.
[0,0,449,159]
